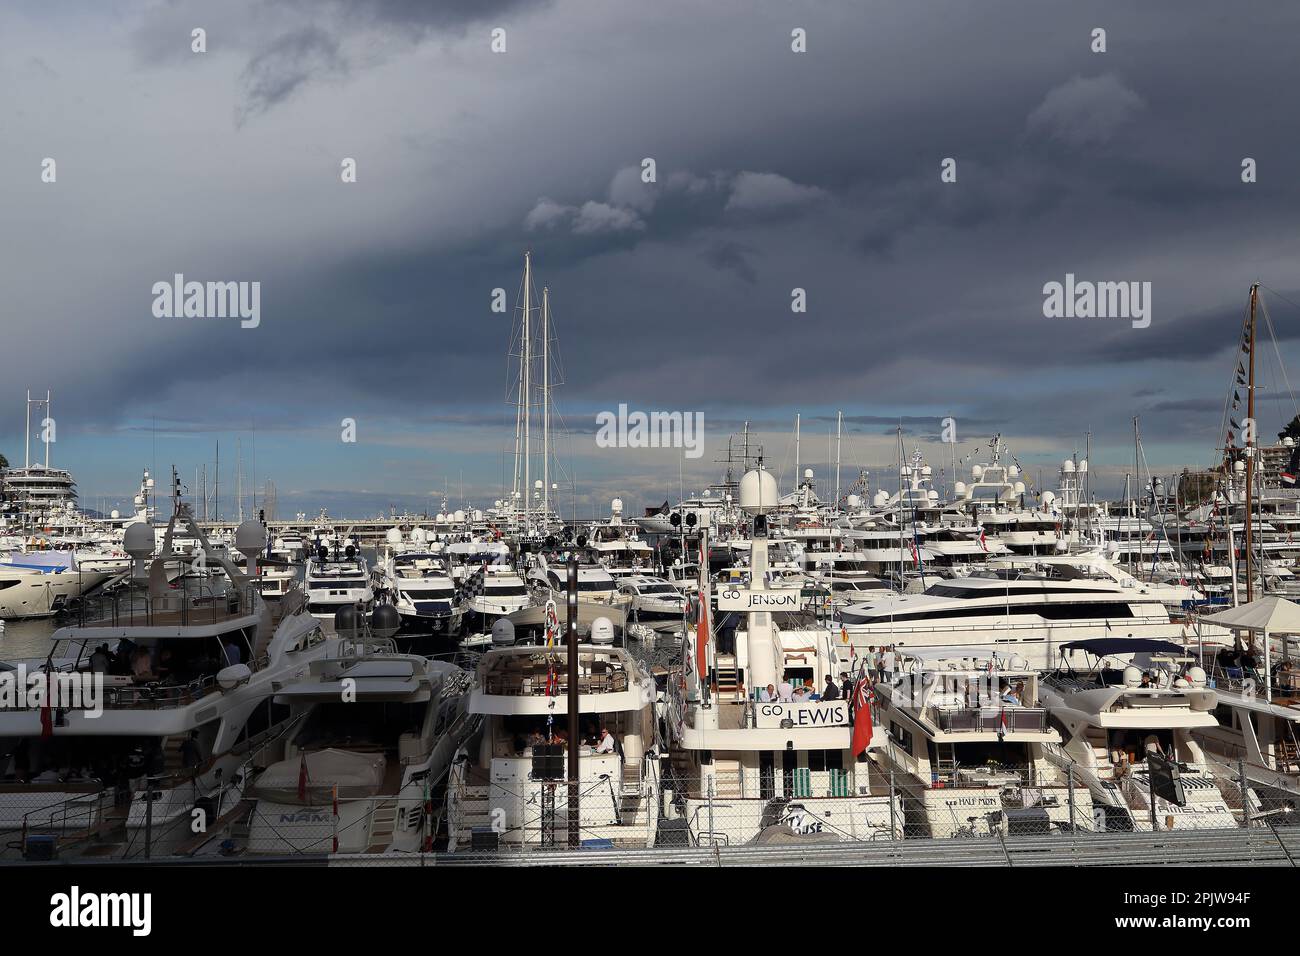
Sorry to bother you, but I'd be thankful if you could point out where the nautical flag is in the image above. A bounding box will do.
[851,677,875,757]
[998,708,1009,738]
[1283,444,1300,486]
[978,526,988,552]
[695,534,709,683]
[909,539,919,564]
[544,599,559,647]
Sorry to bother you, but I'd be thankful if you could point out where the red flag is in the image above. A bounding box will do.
[39,664,53,739]
[297,752,308,801]
[695,534,709,683]
[977,527,988,552]
[851,677,874,756]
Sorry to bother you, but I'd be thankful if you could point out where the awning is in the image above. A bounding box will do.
[1203,596,1300,633]
[1059,638,1187,657]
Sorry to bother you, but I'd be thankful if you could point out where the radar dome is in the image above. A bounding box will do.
[235,520,266,559]
[1013,482,1026,495]
[1234,460,1246,474]
[491,618,516,646]
[1078,459,1088,472]
[803,468,814,480]
[927,489,939,501]
[411,527,429,544]
[1123,665,1142,688]
[873,490,889,507]
[1286,437,1297,448]
[1186,666,1207,687]
[216,663,252,691]
[453,510,465,523]
[371,604,401,640]
[921,465,932,477]
[110,509,120,520]
[1062,460,1076,474]
[739,468,780,513]
[900,465,911,477]
[590,616,615,644]
[611,498,623,515]
[123,522,155,558]
[846,494,862,509]
[333,604,360,639]
[1008,465,1020,478]
[385,527,403,545]
[954,481,967,495]
[972,465,984,480]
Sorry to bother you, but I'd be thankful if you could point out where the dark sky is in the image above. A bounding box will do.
[3,0,1300,518]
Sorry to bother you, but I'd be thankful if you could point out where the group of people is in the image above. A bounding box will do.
[511,722,618,756]
[757,673,855,704]
[83,636,247,686]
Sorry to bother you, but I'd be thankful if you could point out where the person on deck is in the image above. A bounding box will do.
[822,675,841,700]
[593,727,616,754]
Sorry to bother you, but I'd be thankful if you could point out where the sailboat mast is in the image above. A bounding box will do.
[835,410,842,510]
[794,413,800,493]
[523,252,532,532]
[1245,283,1258,602]
[542,285,550,524]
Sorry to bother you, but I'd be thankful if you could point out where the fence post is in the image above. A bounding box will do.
[888,767,897,840]
[1239,758,1251,828]
[1067,761,1076,832]
[706,773,715,845]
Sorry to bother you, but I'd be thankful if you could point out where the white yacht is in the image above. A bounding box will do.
[664,467,900,846]
[837,553,1188,668]
[243,615,478,855]
[526,558,624,609]
[872,648,1088,837]
[618,575,687,622]
[462,563,532,624]
[445,612,662,850]
[373,548,463,636]
[0,553,111,620]
[304,549,374,627]
[1039,638,1240,831]
[0,510,332,860]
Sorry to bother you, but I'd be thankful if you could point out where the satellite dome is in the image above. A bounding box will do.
[739,468,779,513]
[1009,465,1020,478]
[803,468,814,480]
[472,510,484,521]
[873,490,889,507]
[435,512,447,522]
[1123,665,1142,688]
[1078,459,1088,472]
[1286,437,1296,447]
[333,604,360,638]
[921,465,932,477]
[927,489,939,501]
[1062,460,1076,474]
[1186,666,1207,687]
[453,509,465,523]
[411,527,428,544]
[110,509,120,520]
[954,481,967,495]
[216,663,252,691]
[1234,460,1246,474]
[1013,482,1026,495]
[590,617,615,644]
[235,519,265,558]
[972,465,984,480]
[900,465,911,477]
[611,498,623,515]
[370,603,401,640]
[385,527,403,545]
[123,522,155,558]
[491,618,516,646]
[846,494,862,509]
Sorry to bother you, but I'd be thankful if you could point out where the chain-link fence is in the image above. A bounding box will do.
[3,753,1294,863]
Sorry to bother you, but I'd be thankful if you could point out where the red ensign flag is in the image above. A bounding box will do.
[851,677,874,757]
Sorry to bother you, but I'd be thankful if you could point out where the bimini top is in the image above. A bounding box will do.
[1059,638,1186,657]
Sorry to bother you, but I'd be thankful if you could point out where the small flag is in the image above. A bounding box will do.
[977,527,988,553]
[851,677,875,757]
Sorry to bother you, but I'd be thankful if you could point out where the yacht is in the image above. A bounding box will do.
[0,509,332,859]
[872,647,1087,837]
[444,611,662,850]
[664,467,900,846]
[618,575,687,622]
[304,548,374,627]
[462,563,532,625]
[837,553,1188,668]
[526,558,624,609]
[243,614,478,855]
[1039,638,1240,831]
[0,553,111,620]
[372,548,464,637]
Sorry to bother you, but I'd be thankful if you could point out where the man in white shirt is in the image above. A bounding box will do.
[593,728,616,754]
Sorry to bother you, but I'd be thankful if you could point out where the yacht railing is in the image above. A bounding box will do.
[931,706,1047,734]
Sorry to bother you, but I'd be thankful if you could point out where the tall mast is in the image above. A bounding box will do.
[835,410,842,509]
[523,251,531,532]
[1245,283,1258,602]
[44,390,51,468]
[794,413,801,492]
[542,285,550,523]
[237,438,244,522]
[214,441,220,521]
[24,389,31,470]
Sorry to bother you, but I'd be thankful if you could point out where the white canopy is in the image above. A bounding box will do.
[1204,596,1300,634]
